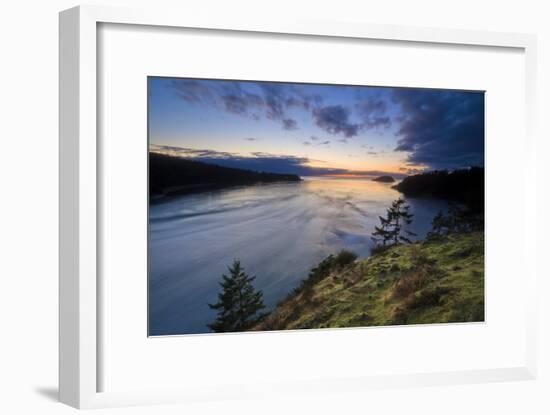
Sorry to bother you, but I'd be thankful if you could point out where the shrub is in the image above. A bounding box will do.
[370,244,391,256]
[291,249,358,297]
[333,249,358,269]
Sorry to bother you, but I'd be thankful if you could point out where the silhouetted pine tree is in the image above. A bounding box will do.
[208,260,266,332]
[372,198,416,247]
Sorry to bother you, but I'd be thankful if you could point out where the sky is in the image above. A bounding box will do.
[148,77,484,177]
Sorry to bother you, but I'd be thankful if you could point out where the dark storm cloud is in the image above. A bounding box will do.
[392,89,484,169]
[313,105,360,138]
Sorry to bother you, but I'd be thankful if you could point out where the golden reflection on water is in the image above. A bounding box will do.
[303,176,400,199]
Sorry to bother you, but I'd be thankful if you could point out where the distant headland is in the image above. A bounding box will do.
[372,175,396,183]
[150,153,301,200]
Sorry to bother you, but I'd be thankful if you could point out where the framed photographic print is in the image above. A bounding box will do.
[59,5,538,409]
[147,77,485,336]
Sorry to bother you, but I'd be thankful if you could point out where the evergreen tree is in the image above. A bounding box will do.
[428,210,448,237]
[371,198,416,247]
[208,260,266,332]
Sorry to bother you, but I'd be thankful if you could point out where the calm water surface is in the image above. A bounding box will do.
[148,177,448,335]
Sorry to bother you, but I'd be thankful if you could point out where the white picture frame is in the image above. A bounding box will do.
[59,4,538,409]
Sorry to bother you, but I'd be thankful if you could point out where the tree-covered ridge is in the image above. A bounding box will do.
[372,175,395,183]
[394,167,484,212]
[150,152,301,198]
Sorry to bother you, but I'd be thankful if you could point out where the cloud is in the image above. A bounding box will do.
[305,139,331,147]
[392,89,484,169]
[313,105,360,138]
[357,98,386,114]
[364,116,391,130]
[166,81,483,171]
[399,166,425,175]
[218,82,264,117]
[169,80,318,132]
[150,144,235,159]
[168,80,394,140]
[257,83,285,120]
[282,118,298,130]
[285,88,323,111]
[356,99,392,130]
[244,137,258,141]
[222,93,261,115]
[302,141,311,146]
[257,83,320,126]
[170,80,215,104]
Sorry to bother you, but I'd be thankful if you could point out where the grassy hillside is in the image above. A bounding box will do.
[256,232,484,331]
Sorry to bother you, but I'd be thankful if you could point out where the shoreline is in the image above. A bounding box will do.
[150,178,303,203]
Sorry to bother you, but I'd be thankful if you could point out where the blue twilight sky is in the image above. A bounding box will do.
[148,77,484,177]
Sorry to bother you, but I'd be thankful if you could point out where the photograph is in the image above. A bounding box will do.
[148,77,485,336]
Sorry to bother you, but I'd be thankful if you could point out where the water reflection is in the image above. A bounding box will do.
[148,177,448,335]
